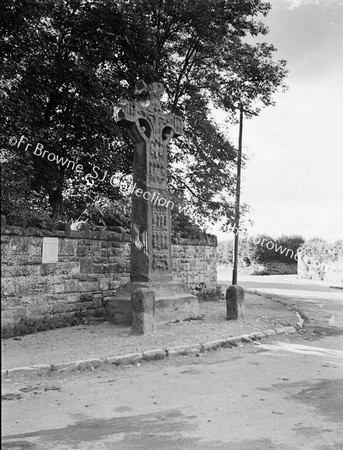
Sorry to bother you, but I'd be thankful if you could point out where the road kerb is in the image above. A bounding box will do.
[249,331,266,340]
[202,339,227,351]
[263,329,277,336]
[223,336,242,347]
[275,327,286,334]
[166,344,203,356]
[51,358,105,373]
[1,325,299,379]
[107,353,143,366]
[2,364,51,378]
[284,326,297,334]
[142,349,167,361]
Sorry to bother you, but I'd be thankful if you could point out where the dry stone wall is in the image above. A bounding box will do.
[1,223,217,337]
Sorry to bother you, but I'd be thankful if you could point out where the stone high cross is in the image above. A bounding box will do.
[114,81,183,283]
[106,81,199,326]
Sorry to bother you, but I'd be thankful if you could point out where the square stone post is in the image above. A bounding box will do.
[226,285,245,320]
[131,288,155,334]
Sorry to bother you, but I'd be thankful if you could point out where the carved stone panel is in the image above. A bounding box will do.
[114,81,182,282]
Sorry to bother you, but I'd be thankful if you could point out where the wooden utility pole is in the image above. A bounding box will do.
[232,104,243,285]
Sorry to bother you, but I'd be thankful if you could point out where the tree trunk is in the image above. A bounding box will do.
[48,186,63,220]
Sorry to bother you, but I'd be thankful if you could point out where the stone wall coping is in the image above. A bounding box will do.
[1,224,217,246]
[1,225,130,242]
[172,234,217,247]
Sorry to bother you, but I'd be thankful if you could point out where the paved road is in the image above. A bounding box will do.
[236,275,343,328]
[2,335,343,449]
[2,276,343,449]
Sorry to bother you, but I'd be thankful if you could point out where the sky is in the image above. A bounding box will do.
[213,0,343,243]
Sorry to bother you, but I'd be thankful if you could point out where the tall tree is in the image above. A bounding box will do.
[0,0,287,228]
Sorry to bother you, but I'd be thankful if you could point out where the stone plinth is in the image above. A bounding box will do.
[106,282,200,326]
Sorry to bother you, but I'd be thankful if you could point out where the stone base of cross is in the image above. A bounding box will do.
[105,281,201,327]
[105,81,200,329]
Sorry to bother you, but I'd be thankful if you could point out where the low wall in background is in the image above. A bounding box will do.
[1,223,217,337]
[257,262,297,275]
[217,262,297,279]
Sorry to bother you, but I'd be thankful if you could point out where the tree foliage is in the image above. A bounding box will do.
[297,238,343,281]
[218,234,305,266]
[1,0,287,229]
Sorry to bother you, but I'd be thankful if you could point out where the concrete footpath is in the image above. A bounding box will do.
[1,291,301,378]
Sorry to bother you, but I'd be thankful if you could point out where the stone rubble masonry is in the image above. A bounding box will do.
[171,233,217,290]
[1,224,217,337]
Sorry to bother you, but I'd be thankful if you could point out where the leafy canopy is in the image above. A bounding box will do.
[0,0,287,229]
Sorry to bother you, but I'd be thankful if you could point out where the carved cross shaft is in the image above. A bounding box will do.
[114,81,183,283]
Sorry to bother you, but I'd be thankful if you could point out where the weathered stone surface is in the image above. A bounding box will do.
[172,243,217,289]
[284,326,296,334]
[275,327,286,334]
[65,280,79,293]
[249,331,266,340]
[13,307,27,318]
[52,284,66,294]
[142,348,167,360]
[1,227,128,336]
[224,336,242,347]
[1,214,6,232]
[113,81,182,284]
[166,344,203,356]
[51,361,79,372]
[226,285,245,320]
[1,364,52,377]
[80,292,93,302]
[131,288,155,334]
[263,329,277,336]
[79,257,93,273]
[1,222,216,337]
[239,334,253,343]
[107,353,142,365]
[202,339,227,351]
[105,82,207,327]
[79,281,99,292]
[59,239,77,257]
[40,264,58,277]
[106,281,200,325]
[77,359,102,370]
